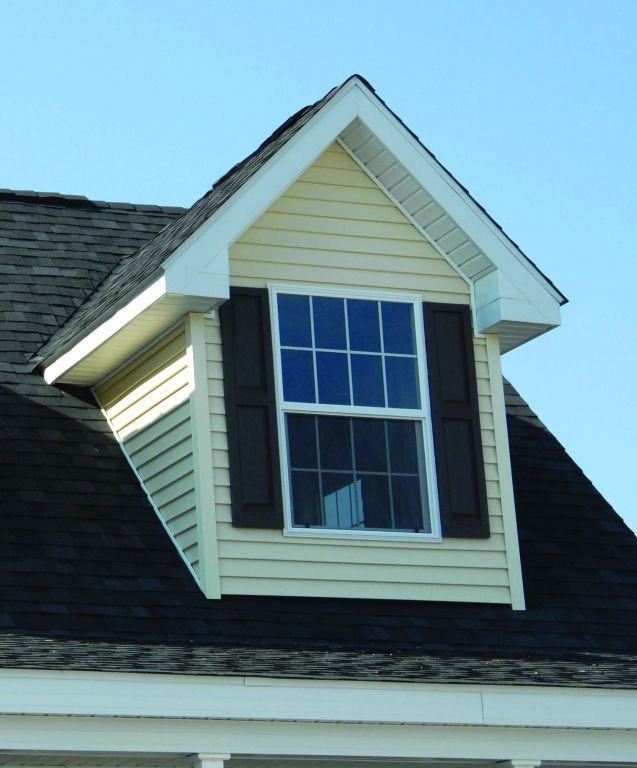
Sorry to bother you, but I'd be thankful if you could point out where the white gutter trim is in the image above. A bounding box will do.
[43,276,167,384]
[1,715,635,762]
[0,668,635,731]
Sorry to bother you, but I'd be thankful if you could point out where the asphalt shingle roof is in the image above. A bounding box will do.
[33,88,338,367]
[0,183,634,687]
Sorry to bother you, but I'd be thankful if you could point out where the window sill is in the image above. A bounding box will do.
[282,527,443,544]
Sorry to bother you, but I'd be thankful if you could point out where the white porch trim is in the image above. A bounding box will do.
[0,668,636,763]
[0,716,635,763]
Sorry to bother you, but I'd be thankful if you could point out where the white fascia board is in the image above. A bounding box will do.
[1,668,636,732]
[1,717,637,763]
[353,85,564,317]
[43,276,167,384]
[162,82,364,280]
[163,77,561,344]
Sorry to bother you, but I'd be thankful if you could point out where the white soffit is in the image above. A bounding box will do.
[43,282,216,386]
[340,119,493,283]
[337,108,564,352]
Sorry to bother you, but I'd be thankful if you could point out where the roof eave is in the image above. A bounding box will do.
[40,274,224,387]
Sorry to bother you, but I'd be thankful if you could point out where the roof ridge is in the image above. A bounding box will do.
[0,188,187,214]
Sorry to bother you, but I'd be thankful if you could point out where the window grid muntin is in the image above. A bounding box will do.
[270,284,440,541]
[287,414,428,532]
[278,294,420,410]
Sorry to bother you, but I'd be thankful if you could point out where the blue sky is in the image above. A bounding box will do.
[2,0,635,530]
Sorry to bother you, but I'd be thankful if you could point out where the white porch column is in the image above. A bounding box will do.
[193,753,231,768]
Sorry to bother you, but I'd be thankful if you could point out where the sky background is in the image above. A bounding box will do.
[2,0,635,531]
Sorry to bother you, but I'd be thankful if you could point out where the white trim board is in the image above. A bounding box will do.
[0,716,635,763]
[185,312,221,598]
[1,668,636,732]
[43,277,167,384]
[40,77,564,384]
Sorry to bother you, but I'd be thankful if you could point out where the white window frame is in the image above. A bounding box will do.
[269,283,441,542]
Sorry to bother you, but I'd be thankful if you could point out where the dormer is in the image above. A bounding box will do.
[35,76,566,610]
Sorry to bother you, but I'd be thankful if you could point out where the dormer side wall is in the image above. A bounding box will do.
[95,326,200,580]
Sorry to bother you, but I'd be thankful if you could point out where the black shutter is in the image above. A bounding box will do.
[219,287,283,528]
[423,302,490,538]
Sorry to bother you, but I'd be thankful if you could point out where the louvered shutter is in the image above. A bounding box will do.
[423,302,490,538]
[219,287,283,528]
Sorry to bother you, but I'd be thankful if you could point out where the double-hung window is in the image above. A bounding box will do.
[270,285,440,539]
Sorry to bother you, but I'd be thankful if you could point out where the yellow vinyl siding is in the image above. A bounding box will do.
[205,141,516,603]
[95,327,200,576]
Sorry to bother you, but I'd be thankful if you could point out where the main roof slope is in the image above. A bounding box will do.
[1,190,636,687]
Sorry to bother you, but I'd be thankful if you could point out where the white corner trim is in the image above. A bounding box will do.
[93,390,202,589]
[185,313,221,599]
[486,335,526,610]
[43,276,167,384]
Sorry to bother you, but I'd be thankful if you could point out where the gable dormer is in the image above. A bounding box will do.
[37,77,566,610]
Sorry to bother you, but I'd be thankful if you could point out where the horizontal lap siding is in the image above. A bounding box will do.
[208,141,512,603]
[96,327,199,575]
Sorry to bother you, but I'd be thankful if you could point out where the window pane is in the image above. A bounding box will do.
[387,420,419,474]
[353,418,387,472]
[323,473,361,529]
[359,474,392,529]
[318,417,352,471]
[287,415,317,469]
[381,301,416,354]
[313,297,346,350]
[278,294,312,348]
[347,299,381,352]
[351,354,384,407]
[316,351,350,405]
[386,356,420,409]
[281,349,315,403]
[392,476,428,532]
[287,415,429,534]
[291,470,322,527]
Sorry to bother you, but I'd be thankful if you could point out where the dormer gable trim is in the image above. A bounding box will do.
[41,75,565,386]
